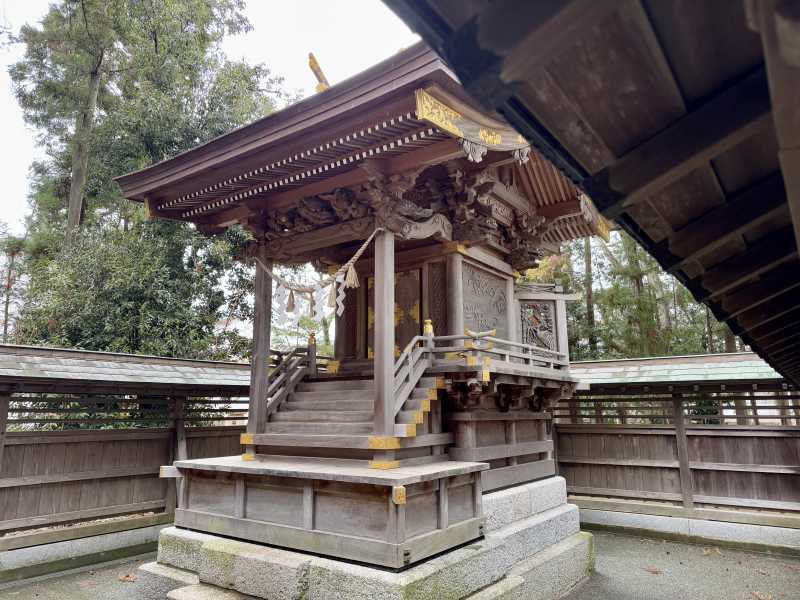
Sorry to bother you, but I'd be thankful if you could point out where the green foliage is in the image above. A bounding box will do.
[6,0,293,360]
[544,231,738,361]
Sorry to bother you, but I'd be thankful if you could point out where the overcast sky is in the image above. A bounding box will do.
[0,0,419,235]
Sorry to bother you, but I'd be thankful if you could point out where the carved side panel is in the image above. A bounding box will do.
[462,264,509,338]
[519,300,556,350]
[428,261,447,336]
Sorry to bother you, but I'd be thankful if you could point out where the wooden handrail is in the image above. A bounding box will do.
[391,335,434,417]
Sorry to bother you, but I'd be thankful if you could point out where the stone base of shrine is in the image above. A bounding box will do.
[144,476,594,599]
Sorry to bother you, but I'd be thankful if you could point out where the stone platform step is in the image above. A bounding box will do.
[155,495,589,600]
[168,583,257,599]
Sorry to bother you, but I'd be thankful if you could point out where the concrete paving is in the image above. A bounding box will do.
[565,531,800,600]
[1,532,799,599]
[0,554,167,600]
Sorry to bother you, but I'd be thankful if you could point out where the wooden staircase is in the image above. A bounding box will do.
[249,375,451,458]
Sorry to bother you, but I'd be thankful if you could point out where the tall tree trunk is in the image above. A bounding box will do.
[724,328,737,353]
[584,237,598,356]
[2,252,15,343]
[66,56,103,244]
[705,306,715,353]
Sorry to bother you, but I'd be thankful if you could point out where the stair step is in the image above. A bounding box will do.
[283,400,374,411]
[418,376,441,388]
[410,386,437,399]
[249,432,454,449]
[402,397,431,412]
[263,422,373,434]
[296,380,374,392]
[291,390,374,402]
[271,410,373,423]
[397,409,425,424]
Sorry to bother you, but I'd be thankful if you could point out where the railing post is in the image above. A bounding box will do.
[373,229,396,442]
[246,246,273,456]
[671,393,695,509]
[307,333,318,378]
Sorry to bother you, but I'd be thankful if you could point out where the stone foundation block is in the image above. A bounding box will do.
[168,583,258,599]
[156,499,585,600]
[482,476,567,532]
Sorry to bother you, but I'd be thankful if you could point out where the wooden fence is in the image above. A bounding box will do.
[0,394,244,535]
[553,390,800,525]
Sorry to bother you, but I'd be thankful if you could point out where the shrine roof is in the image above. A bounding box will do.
[116,43,609,245]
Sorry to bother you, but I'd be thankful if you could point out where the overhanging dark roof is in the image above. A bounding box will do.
[385,0,800,385]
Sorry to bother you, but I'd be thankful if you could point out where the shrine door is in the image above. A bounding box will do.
[366,268,422,360]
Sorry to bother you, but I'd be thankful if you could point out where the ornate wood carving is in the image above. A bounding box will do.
[520,300,556,350]
[462,263,509,339]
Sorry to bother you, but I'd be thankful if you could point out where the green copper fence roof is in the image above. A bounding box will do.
[570,353,783,387]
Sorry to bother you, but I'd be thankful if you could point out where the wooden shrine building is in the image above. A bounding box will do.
[117,44,607,568]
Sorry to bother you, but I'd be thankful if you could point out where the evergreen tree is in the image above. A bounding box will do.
[8,0,291,359]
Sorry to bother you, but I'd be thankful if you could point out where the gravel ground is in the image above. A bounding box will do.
[565,531,800,600]
[1,532,799,599]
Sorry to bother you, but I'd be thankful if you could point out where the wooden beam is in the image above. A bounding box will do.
[760,328,800,352]
[720,260,800,317]
[198,139,463,229]
[736,286,800,330]
[695,226,797,300]
[664,173,787,272]
[246,247,273,452]
[587,68,772,218]
[757,0,800,257]
[537,199,582,220]
[749,306,800,341]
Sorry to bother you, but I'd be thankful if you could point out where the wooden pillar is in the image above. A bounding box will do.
[671,394,695,509]
[506,276,517,343]
[373,229,395,438]
[446,252,464,337]
[554,295,570,362]
[0,395,8,478]
[246,247,273,455]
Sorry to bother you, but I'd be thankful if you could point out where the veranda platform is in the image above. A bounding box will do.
[166,455,488,568]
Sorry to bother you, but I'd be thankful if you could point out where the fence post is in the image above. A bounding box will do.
[166,396,188,514]
[672,393,694,509]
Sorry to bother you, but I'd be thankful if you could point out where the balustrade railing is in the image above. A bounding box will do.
[388,325,570,422]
